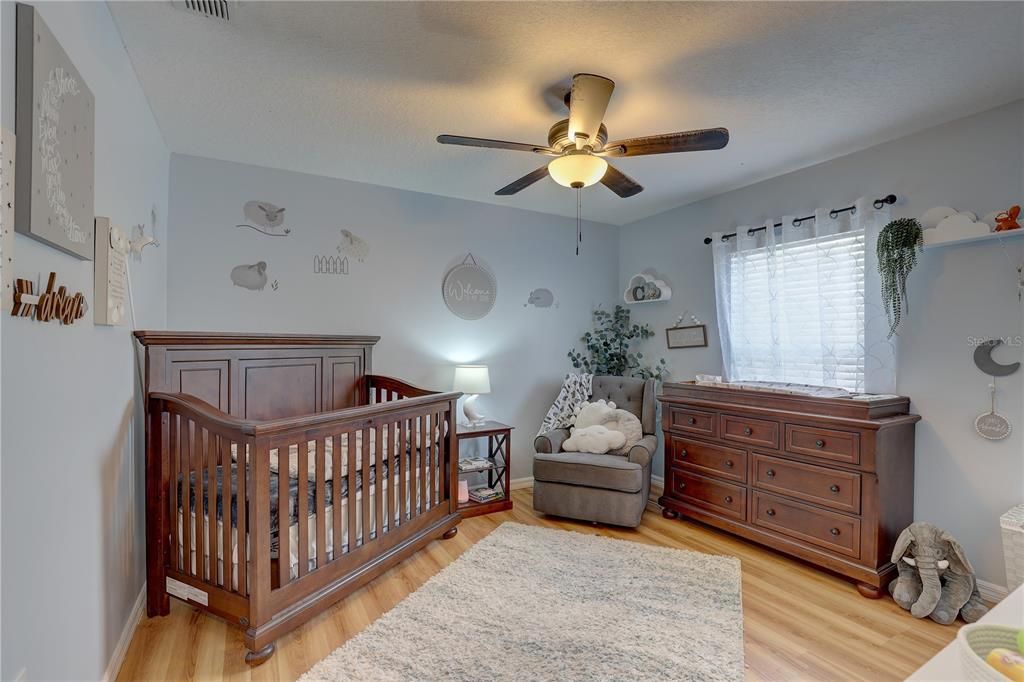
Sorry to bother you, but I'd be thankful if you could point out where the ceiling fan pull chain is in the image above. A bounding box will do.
[576,187,581,256]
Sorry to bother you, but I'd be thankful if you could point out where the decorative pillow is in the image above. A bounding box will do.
[572,399,618,430]
[562,424,627,454]
[604,408,643,455]
[571,399,643,455]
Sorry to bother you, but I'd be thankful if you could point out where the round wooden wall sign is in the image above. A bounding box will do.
[443,253,496,320]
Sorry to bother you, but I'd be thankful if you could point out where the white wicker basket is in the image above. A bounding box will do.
[958,624,1022,681]
[1001,505,1024,592]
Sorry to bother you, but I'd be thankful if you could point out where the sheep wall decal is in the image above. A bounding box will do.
[230,261,269,291]
[237,200,291,237]
[337,229,369,261]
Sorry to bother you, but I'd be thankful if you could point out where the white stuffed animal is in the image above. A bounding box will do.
[570,399,643,454]
[564,400,644,455]
[563,425,627,454]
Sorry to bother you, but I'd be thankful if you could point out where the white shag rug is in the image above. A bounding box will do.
[300,522,743,681]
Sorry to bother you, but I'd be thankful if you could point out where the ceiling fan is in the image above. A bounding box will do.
[437,73,729,198]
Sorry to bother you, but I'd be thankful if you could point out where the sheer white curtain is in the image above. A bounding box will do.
[712,198,896,394]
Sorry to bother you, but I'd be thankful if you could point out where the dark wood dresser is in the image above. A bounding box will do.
[658,382,920,597]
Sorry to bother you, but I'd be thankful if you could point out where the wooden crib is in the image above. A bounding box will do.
[136,332,462,663]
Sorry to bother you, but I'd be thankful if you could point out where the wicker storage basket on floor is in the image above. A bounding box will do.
[958,624,1022,681]
[1001,505,1024,592]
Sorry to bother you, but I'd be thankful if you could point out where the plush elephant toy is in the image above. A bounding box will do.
[889,522,988,624]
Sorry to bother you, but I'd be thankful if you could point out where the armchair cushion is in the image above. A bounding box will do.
[533,452,643,494]
[534,428,570,454]
[591,376,656,434]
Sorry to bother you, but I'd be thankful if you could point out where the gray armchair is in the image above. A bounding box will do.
[533,376,657,527]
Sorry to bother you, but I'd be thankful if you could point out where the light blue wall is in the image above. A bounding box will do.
[166,153,621,481]
[0,2,170,679]
[619,100,1024,586]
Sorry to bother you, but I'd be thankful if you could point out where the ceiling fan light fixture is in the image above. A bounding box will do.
[547,153,608,189]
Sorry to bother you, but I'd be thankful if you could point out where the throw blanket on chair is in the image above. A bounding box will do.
[537,373,593,436]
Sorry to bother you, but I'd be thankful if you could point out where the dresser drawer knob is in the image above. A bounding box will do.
[724,495,733,504]
[766,508,776,517]
[830,527,840,536]
[743,426,753,436]
[724,459,734,468]
[815,439,825,448]
[688,416,697,424]
[830,484,840,493]
[766,469,776,478]
[678,482,686,489]
[680,449,688,457]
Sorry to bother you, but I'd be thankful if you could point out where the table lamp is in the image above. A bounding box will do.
[453,365,490,425]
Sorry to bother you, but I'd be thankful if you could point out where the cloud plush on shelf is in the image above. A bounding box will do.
[920,206,993,241]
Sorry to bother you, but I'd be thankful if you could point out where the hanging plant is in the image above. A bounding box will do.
[568,305,669,380]
[877,218,923,338]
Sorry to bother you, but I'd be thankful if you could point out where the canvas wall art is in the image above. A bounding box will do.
[15,3,95,260]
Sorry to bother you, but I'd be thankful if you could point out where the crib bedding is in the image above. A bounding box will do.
[177,467,439,586]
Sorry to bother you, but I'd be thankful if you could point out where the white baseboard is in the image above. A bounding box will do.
[103,583,146,682]
[510,476,534,491]
[978,579,1009,604]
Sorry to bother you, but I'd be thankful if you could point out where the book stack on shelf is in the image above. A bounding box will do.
[458,457,493,473]
[468,487,504,504]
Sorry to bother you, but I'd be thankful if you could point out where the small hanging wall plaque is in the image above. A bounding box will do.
[973,339,1019,441]
[442,253,496,320]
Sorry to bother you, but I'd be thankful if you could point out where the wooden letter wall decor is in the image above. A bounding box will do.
[10,271,86,325]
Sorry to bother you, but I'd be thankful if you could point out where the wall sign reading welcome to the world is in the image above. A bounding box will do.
[443,253,496,320]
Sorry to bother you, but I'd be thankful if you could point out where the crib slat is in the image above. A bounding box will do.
[386,421,396,531]
[237,441,247,596]
[433,411,441,506]
[315,437,327,569]
[297,441,309,577]
[418,415,427,515]
[332,435,342,555]
[221,436,231,590]
[278,446,290,588]
[375,423,384,538]
[361,427,371,545]
[399,419,408,524]
[194,425,206,582]
[207,431,217,583]
[347,431,357,550]
[182,419,192,578]
[169,414,179,571]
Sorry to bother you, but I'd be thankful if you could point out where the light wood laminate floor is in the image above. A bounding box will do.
[118,488,957,680]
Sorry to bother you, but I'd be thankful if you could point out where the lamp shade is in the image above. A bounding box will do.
[453,365,491,394]
[547,153,608,188]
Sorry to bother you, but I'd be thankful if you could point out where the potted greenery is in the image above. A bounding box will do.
[877,217,924,338]
[568,305,669,380]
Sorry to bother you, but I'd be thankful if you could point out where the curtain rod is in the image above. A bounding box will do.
[702,194,897,245]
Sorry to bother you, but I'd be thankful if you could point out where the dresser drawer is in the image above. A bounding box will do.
[669,469,747,521]
[785,424,861,465]
[667,407,717,438]
[669,436,747,484]
[721,413,779,449]
[752,492,861,558]
[752,453,861,514]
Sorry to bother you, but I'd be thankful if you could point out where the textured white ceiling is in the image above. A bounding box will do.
[108,1,1024,225]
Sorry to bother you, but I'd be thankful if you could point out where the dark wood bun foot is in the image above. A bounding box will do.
[442,526,458,540]
[856,582,884,599]
[661,507,680,520]
[245,644,275,665]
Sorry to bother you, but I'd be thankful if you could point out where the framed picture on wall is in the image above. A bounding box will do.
[666,324,708,349]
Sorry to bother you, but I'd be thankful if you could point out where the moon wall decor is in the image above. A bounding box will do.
[973,339,1021,377]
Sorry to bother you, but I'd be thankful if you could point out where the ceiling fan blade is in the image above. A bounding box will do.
[495,166,550,196]
[437,134,556,155]
[603,127,729,157]
[600,164,643,198]
[568,73,615,148]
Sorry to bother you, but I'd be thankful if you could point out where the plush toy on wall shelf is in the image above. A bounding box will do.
[995,205,1021,232]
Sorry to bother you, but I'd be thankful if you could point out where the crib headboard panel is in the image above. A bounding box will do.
[134,331,379,419]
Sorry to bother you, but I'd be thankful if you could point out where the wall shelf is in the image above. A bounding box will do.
[623,272,671,304]
[923,229,1023,250]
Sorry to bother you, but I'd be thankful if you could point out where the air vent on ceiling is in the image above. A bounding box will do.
[172,0,234,21]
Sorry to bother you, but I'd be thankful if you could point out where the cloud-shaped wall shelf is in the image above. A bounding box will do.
[921,206,1019,249]
[623,272,672,304]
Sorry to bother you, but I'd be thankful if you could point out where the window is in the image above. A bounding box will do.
[719,229,866,391]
